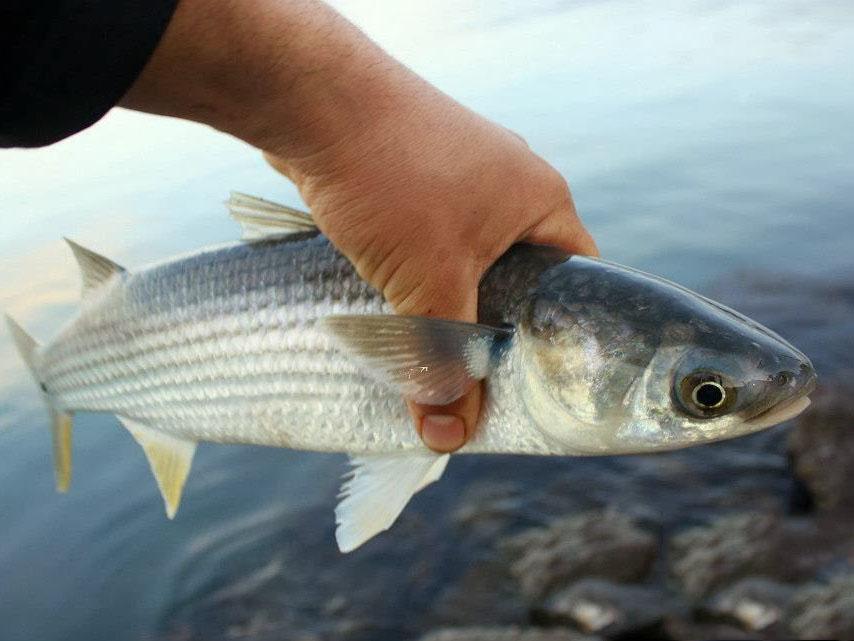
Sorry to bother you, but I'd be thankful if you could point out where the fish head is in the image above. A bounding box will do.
[517,256,816,454]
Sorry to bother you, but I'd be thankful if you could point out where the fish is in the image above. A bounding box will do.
[5,193,816,552]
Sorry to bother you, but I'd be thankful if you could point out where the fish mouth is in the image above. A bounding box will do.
[745,358,817,430]
[746,395,812,429]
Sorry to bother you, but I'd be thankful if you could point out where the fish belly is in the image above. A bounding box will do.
[46,297,435,452]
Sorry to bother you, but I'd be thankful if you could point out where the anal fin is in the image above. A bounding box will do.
[117,416,196,518]
[336,452,449,553]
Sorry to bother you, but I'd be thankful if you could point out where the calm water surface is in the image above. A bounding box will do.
[0,2,852,640]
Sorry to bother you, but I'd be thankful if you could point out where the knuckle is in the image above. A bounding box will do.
[546,169,572,203]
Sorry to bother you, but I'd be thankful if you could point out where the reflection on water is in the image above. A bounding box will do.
[0,1,852,640]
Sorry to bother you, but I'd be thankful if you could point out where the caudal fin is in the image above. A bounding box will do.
[5,314,38,374]
[5,315,74,492]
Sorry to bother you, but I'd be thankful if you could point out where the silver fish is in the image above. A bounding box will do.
[6,193,816,551]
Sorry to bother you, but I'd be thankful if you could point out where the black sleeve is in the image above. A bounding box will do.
[1,0,179,148]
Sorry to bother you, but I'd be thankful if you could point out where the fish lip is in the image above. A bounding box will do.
[746,395,811,428]
[745,360,817,429]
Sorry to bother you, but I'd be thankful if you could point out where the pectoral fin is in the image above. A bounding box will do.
[335,452,450,552]
[322,315,512,405]
[118,417,196,518]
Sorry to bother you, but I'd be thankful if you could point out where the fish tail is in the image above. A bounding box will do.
[5,314,38,374]
[5,314,73,492]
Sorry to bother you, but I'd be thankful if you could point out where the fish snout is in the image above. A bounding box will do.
[776,358,817,399]
[795,359,817,396]
[744,358,816,429]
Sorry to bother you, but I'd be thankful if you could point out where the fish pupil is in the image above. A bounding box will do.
[694,381,724,408]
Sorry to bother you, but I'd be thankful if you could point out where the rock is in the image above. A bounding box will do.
[703,578,795,632]
[661,618,761,641]
[788,380,854,510]
[504,511,657,599]
[533,579,672,638]
[452,480,522,540]
[668,513,783,598]
[322,594,349,616]
[416,627,601,641]
[788,573,854,639]
[430,558,528,627]
[222,611,289,640]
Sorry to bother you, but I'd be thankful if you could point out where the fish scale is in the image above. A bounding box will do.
[5,193,814,551]
[35,235,537,455]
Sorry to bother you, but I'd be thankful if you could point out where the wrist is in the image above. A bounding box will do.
[237,6,432,165]
[216,0,398,154]
[123,0,418,163]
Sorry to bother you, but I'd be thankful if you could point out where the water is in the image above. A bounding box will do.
[0,1,852,640]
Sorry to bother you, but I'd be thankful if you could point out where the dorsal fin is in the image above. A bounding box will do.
[227,191,317,239]
[64,238,126,298]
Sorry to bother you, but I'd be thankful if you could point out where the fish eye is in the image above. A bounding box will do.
[677,371,736,418]
[692,381,725,409]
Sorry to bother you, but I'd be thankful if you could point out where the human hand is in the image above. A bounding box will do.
[121,0,597,452]
[264,91,596,452]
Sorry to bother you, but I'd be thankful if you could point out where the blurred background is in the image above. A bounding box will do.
[0,1,852,640]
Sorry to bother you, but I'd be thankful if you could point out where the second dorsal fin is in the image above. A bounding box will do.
[64,238,127,299]
[227,192,317,239]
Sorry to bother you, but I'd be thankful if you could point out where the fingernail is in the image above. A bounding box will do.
[421,415,466,452]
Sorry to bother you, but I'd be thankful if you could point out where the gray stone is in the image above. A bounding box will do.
[662,618,763,641]
[452,480,522,540]
[430,558,528,627]
[703,577,796,631]
[504,511,657,599]
[789,380,854,510]
[417,627,601,641]
[788,573,854,639]
[534,579,671,638]
[668,513,783,598]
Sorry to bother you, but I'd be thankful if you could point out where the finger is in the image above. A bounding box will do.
[409,387,482,453]
[263,151,298,182]
[524,187,600,257]
[501,125,529,147]
[528,210,599,257]
[391,274,483,454]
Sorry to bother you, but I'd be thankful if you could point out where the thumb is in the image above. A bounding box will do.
[387,269,482,454]
[525,198,600,258]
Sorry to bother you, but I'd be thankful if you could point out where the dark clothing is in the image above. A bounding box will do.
[1,0,179,148]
